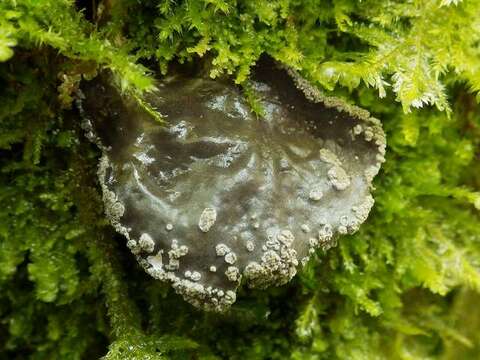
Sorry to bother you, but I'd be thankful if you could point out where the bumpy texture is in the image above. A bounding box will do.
[79,59,385,311]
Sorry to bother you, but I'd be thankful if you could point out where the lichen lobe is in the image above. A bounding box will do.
[80,59,386,312]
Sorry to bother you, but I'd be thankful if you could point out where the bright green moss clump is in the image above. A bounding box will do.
[1,0,480,359]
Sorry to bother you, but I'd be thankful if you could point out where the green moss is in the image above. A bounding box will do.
[1,0,479,359]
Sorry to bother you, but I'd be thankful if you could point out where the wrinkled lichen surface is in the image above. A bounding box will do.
[80,60,385,311]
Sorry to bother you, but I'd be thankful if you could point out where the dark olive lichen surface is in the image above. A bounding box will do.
[79,60,386,312]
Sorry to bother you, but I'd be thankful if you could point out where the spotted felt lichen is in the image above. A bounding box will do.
[78,58,385,311]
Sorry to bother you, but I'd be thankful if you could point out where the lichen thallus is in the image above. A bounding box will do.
[77,58,386,312]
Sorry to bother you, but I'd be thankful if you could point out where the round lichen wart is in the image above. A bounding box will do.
[198,207,217,233]
[79,58,386,312]
[309,186,324,201]
[139,233,155,253]
[327,166,351,191]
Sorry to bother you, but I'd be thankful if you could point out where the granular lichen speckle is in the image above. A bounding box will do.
[168,240,189,259]
[225,266,241,282]
[198,207,217,233]
[318,224,333,244]
[327,166,351,190]
[353,124,363,136]
[216,244,230,257]
[224,252,237,264]
[139,233,155,253]
[364,128,374,141]
[79,57,386,312]
[126,239,137,250]
[190,271,202,282]
[338,225,348,234]
[319,148,342,166]
[277,230,295,246]
[165,258,180,271]
[309,186,324,201]
[301,224,311,234]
